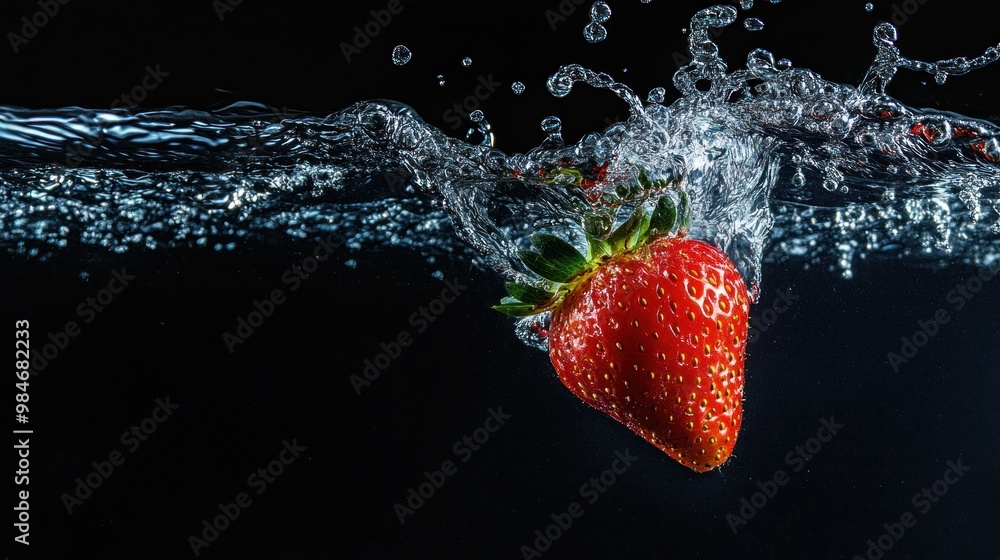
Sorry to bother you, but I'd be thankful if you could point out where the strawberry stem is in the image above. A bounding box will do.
[493,169,692,318]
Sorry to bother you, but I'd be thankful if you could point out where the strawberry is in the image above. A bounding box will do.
[495,178,749,472]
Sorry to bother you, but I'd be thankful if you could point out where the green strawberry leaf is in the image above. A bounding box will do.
[627,211,652,250]
[587,235,613,260]
[505,282,555,306]
[531,234,587,272]
[638,169,653,190]
[649,195,677,234]
[678,190,692,230]
[492,302,541,317]
[607,204,645,252]
[583,213,613,238]
[518,249,578,284]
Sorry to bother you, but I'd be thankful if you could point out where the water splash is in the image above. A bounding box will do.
[2,4,1000,349]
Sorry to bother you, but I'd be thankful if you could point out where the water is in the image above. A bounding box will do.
[6,2,998,559]
[3,6,1000,325]
[391,45,412,66]
[585,1,612,43]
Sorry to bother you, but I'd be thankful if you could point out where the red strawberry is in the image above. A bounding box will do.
[495,182,749,472]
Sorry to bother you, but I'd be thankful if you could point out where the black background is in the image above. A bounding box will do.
[2,1,1000,559]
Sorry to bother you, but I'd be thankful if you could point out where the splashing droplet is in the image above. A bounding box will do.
[743,18,764,31]
[540,116,562,134]
[511,81,526,95]
[392,45,412,66]
[590,1,612,23]
[647,87,666,104]
[584,22,608,43]
[437,74,445,86]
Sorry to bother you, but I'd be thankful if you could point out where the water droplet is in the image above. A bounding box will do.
[792,171,806,187]
[740,0,754,9]
[461,57,472,67]
[511,81,525,95]
[865,2,874,11]
[437,74,445,86]
[470,110,485,123]
[392,45,412,66]
[934,72,948,85]
[647,87,666,104]
[743,18,764,31]
[590,1,612,23]
[540,116,562,133]
[584,22,607,43]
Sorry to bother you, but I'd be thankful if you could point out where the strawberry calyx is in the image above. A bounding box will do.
[493,175,693,318]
